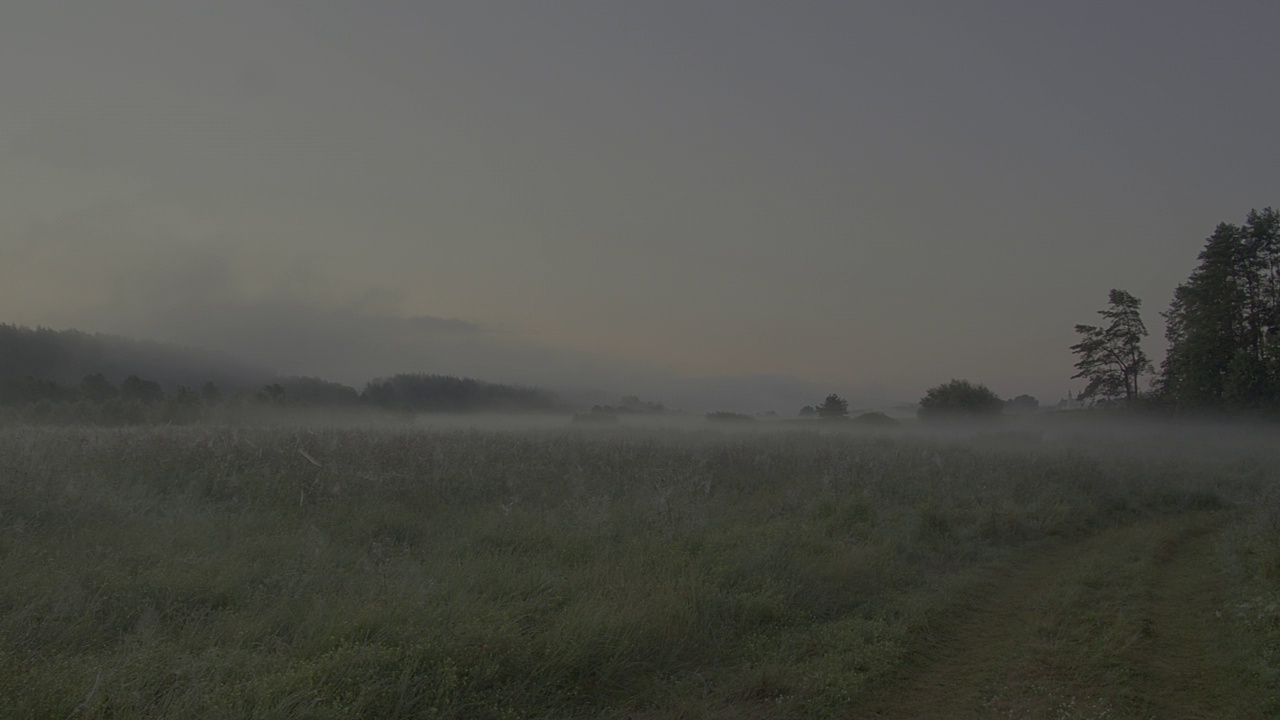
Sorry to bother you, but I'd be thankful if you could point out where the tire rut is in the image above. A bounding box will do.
[852,512,1263,720]
[1127,518,1260,719]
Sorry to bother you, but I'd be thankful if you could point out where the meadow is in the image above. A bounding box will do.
[1,418,1278,718]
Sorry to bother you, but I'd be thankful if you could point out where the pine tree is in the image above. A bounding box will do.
[1159,208,1280,411]
[1071,289,1152,404]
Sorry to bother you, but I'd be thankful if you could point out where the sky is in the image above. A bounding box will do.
[2,1,1278,411]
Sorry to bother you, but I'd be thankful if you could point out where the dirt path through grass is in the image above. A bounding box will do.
[855,511,1267,719]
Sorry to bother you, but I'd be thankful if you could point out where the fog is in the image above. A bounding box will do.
[0,231,884,413]
[3,2,1279,410]
[281,407,1280,466]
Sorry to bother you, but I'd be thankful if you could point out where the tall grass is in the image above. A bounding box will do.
[0,423,1275,718]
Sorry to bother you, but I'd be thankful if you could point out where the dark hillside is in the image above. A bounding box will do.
[0,324,562,418]
[0,323,274,391]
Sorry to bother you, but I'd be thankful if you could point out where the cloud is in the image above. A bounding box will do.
[1,204,892,412]
[125,294,893,413]
[96,276,890,413]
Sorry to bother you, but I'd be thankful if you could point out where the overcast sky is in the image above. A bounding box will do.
[2,1,1278,407]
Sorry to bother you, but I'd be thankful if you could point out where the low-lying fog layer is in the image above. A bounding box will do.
[365,409,1280,449]
[2,417,1276,717]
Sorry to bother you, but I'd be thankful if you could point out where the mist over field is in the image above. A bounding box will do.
[4,416,1280,718]
[4,3,1280,716]
[3,1,1277,409]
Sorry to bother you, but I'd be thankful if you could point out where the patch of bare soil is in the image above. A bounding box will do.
[853,512,1266,720]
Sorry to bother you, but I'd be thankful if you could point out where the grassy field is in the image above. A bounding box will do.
[1,419,1278,718]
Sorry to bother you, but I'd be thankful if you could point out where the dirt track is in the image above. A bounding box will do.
[854,512,1267,719]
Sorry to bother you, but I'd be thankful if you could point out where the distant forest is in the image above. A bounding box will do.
[0,324,272,391]
[0,324,559,425]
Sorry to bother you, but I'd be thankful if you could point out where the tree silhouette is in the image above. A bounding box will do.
[79,373,118,404]
[1005,394,1040,413]
[816,393,849,420]
[1160,209,1280,411]
[1070,286,1152,404]
[201,381,222,406]
[1071,289,1152,404]
[121,375,165,404]
[918,380,1003,421]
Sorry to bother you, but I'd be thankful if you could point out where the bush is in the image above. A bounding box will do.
[853,412,898,427]
[1005,394,1040,413]
[918,380,1003,421]
[705,411,757,424]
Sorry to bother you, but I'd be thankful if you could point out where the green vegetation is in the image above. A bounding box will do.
[361,374,557,413]
[0,323,560,423]
[852,411,898,427]
[1160,208,1280,412]
[1071,289,1153,404]
[1065,206,1280,414]
[1004,394,1040,413]
[570,409,620,425]
[2,423,1278,718]
[5,208,1280,716]
[0,323,270,391]
[0,371,558,427]
[704,411,756,424]
[815,393,849,420]
[917,379,1004,421]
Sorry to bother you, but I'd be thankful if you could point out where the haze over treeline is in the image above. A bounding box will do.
[0,322,871,418]
[0,329,574,431]
[0,318,894,415]
[4,205,1280,420]
[0,324,270,391]
[3,1,1278,408]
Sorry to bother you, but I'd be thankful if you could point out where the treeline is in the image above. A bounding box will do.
[587,395,665,416]
[361,374,558,413]
[0,321,562,424]
[0,371,559,426]
[1,373,232,426]
[1072,206,1280,415]
[0,323,270,391]
[1158,208,1280,412]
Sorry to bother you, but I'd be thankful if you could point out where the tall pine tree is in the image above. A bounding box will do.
[1071,289,1152,404]
[1160,208,1280,411]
